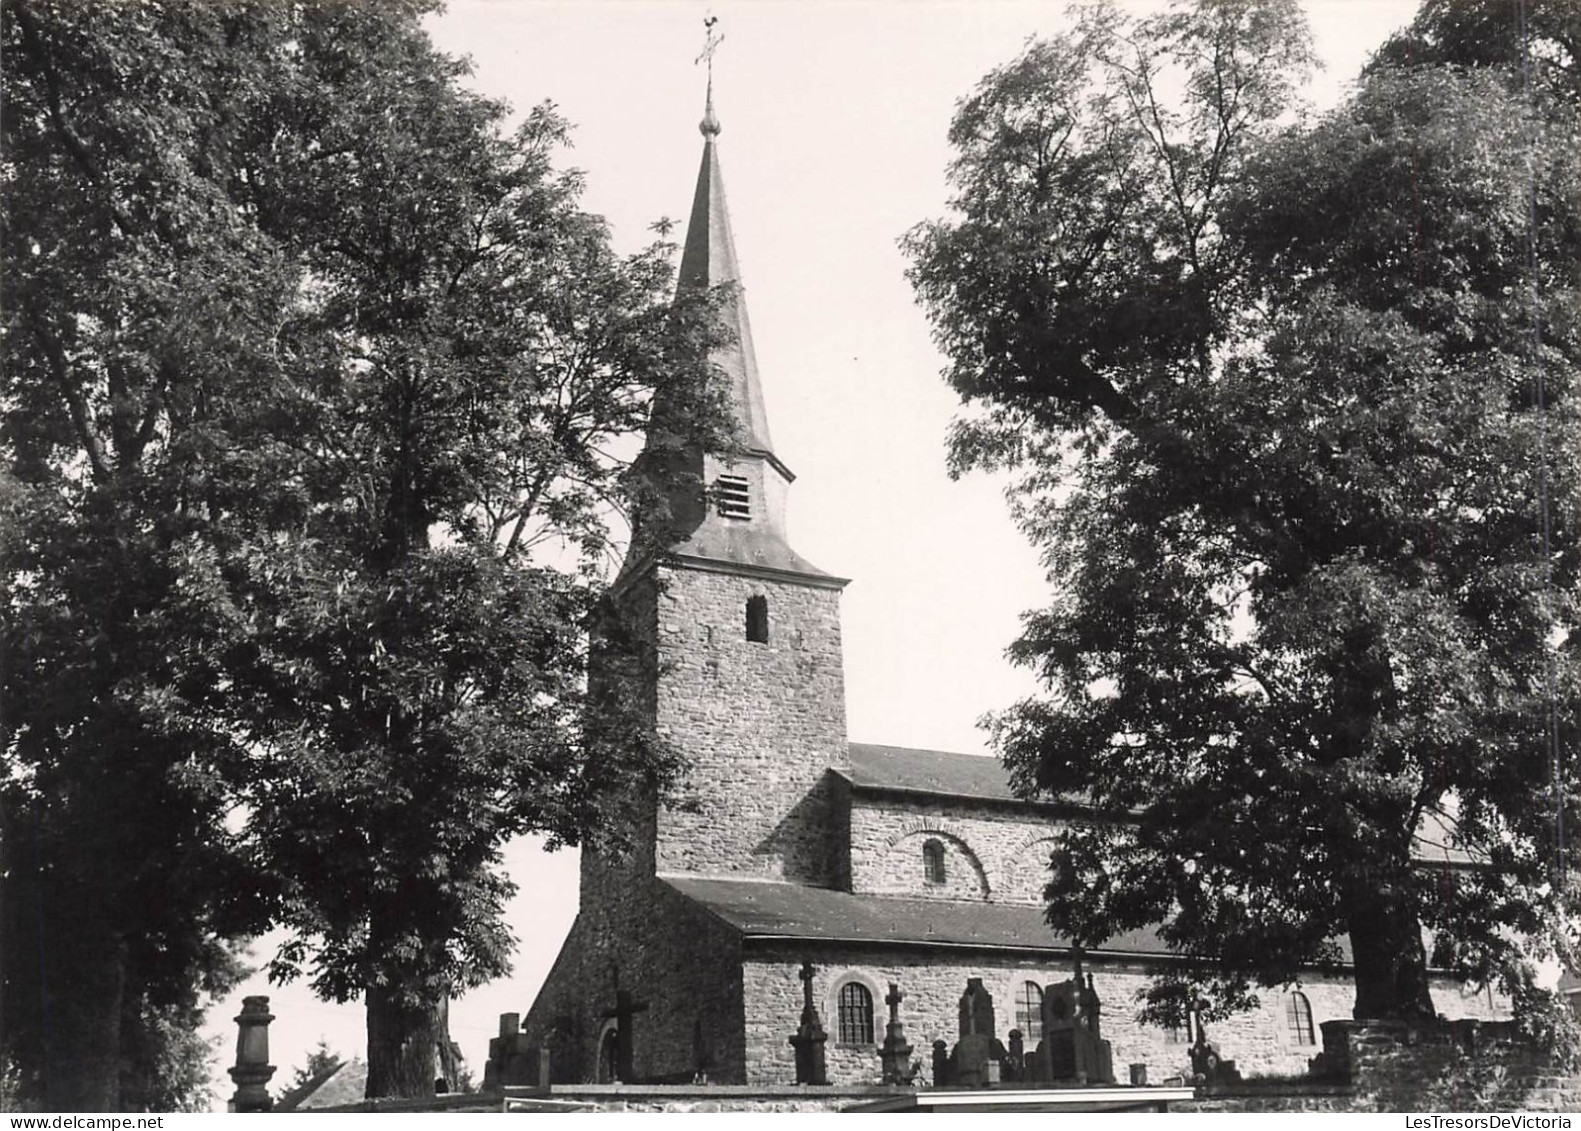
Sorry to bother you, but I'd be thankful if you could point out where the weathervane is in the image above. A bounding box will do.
[695,15,724,90]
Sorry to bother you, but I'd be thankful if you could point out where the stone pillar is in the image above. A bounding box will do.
[788,962,829,1085]
[879,983,915,1085]
[228,996,276,1113]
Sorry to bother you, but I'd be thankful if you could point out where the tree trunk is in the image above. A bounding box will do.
[1345,884,1437,1021]
[364,984,447,1100]
[41,907,128,1111]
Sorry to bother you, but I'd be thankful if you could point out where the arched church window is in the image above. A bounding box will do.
[922,838,946,884]
[837,981,874,1045]
[746,595,769,643]
[1285,991,1316,1046]
[1016,981,1045,1040]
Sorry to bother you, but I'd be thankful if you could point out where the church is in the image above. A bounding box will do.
[505,92,1507,1090]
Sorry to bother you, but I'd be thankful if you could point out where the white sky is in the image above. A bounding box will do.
[204,0,1420,1098]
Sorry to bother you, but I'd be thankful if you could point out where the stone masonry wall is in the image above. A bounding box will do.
[739,946,1511,1088]
[653,563,848,884]
[517,872,746,1085]
[1182,1022,1581,1113]
[742,946,1336,1085]
[850,795,1063,904]
[1332,1020,1581,1112]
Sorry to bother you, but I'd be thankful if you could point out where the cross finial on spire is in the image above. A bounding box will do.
[696,15,724,137]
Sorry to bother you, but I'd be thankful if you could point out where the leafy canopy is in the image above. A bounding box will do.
[906,0,1580,1024]
[3,0,733,1105]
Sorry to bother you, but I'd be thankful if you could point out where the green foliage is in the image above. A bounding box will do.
[2,0,295,1109]
[287,1039,344,1092]
[907,0,1581,1022]
[212,4,730,1099]
[1373,0,1581,104]
[1510,978,1581,1071]
[3,0,731,1106]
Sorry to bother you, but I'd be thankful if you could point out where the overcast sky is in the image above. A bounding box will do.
[205,0,1422,1093]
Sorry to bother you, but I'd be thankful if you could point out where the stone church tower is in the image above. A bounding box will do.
[630,92,850,887]
[513,93,853,1085]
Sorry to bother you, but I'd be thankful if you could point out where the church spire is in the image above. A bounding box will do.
[622,45,840,585]
[677,87,774,457]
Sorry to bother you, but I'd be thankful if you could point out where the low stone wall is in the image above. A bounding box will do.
[515,1083,911,1113]
[1337,1020,1581,1112]
[1179,1021,1581,1114]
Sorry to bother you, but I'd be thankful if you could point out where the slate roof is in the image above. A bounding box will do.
[843,742,1480,867]
[661,876,1169,957]
[678,95,773,457]
[841,743,1028,805]
[275,1059,367,1111]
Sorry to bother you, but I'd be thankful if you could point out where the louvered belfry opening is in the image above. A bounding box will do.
[716,473,751,519]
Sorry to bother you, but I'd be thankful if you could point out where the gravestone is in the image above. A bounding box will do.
[1188,998,1240,1085]
[788,962,829,1085]
[1006,1029,1026,1083]
[948,978,1007,1088]
[1031,965,1114,1085]
[879,983,917,1085]
[483,1012,539,1089]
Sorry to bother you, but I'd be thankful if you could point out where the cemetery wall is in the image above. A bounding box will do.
[1180,1021,1581,1112]
[738,945,1509,1088]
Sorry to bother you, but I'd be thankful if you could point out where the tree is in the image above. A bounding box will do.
[905,0,1581,1025]
[3,0,731,1106]
[1373,0,1581,104]
[2,1,291,1109]
[286,1039,344,1093]
[219,6,733,1100]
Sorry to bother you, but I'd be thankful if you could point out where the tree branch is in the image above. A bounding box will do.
[28,311,110,482]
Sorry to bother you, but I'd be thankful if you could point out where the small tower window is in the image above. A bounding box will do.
[716,474,751,519]
[922,838,946,884]
[746,595,769,643]
[1016,981,1045,1040]
[1285,991,1316,1046]
[837,981,875,1045]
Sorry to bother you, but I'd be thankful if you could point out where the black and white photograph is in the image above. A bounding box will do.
[2,0,1578,1116]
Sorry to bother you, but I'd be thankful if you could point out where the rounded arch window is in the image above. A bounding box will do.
[1285,991,1315,1046]
[836,980,875,1045]
[922,838,946,884]
[1016,980,1045,1040]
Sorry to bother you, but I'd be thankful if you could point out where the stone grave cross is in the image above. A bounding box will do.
[601,967,650,1083]
[789,961,829,1085]
[880,983,916,1084]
